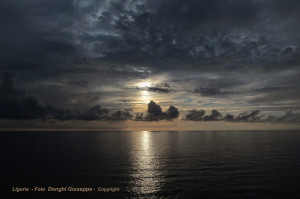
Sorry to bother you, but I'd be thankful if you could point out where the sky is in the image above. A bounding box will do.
[0,0,300,130]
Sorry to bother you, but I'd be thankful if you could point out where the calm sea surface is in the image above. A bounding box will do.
[1,131,300,198]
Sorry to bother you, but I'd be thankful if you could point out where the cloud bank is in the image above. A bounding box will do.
[135,101,180,121]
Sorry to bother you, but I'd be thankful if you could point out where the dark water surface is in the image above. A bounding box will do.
[1,131,300,198]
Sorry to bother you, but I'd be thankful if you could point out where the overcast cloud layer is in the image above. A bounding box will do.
[0,0,300,126]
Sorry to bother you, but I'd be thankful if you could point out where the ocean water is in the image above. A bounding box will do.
[1,131,300,198]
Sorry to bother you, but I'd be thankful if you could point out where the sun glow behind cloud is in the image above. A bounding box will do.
[140,90,151,104]
[136,80,154,106]
[137,81,152,88]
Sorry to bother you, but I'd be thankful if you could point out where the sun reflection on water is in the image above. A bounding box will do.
[130,131,164,195]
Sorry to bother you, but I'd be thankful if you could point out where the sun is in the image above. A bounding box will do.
[137,81,151,88]
[135,80,153,104]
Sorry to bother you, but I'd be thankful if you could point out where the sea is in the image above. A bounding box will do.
[1,130,300,198]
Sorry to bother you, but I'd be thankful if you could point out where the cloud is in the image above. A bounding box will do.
[184,109,300,123]
[68,80,88,87]
[135,100,180,121]
[1,0,300,121]
[223,113,234,121]
[236,110,260,121]
[0,72,47,119]
[278,110,300,122]
[109,109,133,121]
[177,75,244,98]
[0,73,133,121]
[165,105,180,119]
[184,109,222,121]
[147,100,162,116]
[184,109,206,121]
[186,109,300,123]
[0,73,298,124]
[203,109,222,121]
[263,110,300,123]
[92,0,262,64]
[66,0,299,73]
[46,106,79,120]
[193,87,221,96]
[137,83,172,93]
[147,87,170,93]
[48,105,133,121]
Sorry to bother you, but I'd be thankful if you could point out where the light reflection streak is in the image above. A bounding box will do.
[130,131,163,195]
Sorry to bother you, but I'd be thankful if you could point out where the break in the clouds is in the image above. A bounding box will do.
[0,0,300,128]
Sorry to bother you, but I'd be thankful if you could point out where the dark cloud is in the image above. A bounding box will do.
[70,0,299,73]
[178,76,244,97]
[147,100,162,116]
[0,73,132,121]
[47,105,133,121]
[94,0,261,63]
[0,0,76,80]
[147,87,170,93]
[0,72,47,119]
[183,109,286,122]
[236,110,260,121]
[184,109,206,121]
[2,0,300,73]
[110,110,133,121]
[46,106,78,120]
[193,87,221,96]
[135,101,180,121]
[165,106,180,119]
[48,105,133,121]
[134,113,144,121]
[0,72,24,96]
[223,113,234,121]
[136,83,172,93]
[68,80,88,87]
[147,83,172,93]
[203,109,222,121]
[78,105,109,121]
[184,109,222,121]
[254,86,290,93]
